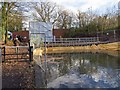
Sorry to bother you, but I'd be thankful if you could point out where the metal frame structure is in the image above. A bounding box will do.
[29,32,48,87]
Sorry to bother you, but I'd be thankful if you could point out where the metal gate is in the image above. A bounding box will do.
[1,45,33,62]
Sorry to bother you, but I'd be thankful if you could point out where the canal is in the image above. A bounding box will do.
[34,52,120,88]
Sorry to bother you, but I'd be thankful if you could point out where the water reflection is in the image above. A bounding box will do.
[34,53,120,88]
[37,52,120,88]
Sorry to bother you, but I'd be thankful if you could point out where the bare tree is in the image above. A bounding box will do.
[0,2,31,43]
[33,1,60,25]
[1,2,16,43]
[55,9,73,29]
[76,10,89,28]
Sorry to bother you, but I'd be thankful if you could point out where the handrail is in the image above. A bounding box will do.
[46,37,98,42]
[4,46,29,48]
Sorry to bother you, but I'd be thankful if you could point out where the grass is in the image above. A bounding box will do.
[32,42,119,57]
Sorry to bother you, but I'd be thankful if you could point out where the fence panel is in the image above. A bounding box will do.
[46,37,99,47]
[1,46,33,62]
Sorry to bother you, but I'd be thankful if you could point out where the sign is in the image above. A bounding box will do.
[29,22,53,46]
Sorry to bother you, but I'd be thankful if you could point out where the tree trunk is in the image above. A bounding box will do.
[2,2,8,44]
[1,2,6,42]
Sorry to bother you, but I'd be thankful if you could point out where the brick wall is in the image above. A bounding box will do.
[53,29,69,38]
[12,31,29,42]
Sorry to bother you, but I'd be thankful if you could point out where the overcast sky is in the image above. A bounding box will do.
[49,0,119,14]
[1,0,119,14]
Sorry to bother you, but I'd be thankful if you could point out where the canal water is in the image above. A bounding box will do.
[35,52,120,88]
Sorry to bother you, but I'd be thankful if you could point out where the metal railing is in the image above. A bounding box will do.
[1,45,33,62]
[46,37,99,47]
[46,37,98,42]
[55,37,97,42]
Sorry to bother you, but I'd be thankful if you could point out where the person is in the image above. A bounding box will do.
[13,38,17,46]
[13,36,20,46]
[17,35,23,42]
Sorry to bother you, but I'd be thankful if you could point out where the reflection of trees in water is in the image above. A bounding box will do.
[58,54,71,76]
[46,52,119,82]
[90,53,119,69]
[56,53,98,75]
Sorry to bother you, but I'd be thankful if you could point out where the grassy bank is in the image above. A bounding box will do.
[33,42,120,57]
[47,42,120,52]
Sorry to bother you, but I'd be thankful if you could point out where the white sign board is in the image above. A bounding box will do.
[29,22,53,46]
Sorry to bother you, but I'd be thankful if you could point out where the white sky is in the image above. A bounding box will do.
[1,0,119,14]
[49,0,119,13]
